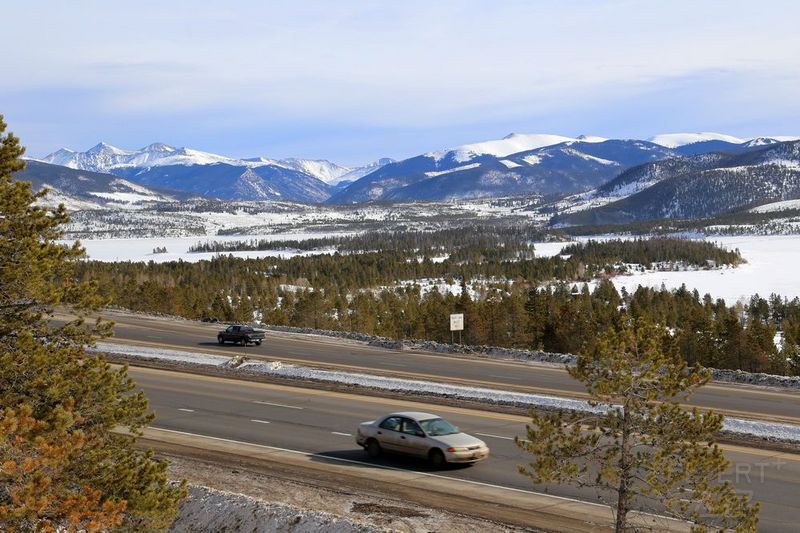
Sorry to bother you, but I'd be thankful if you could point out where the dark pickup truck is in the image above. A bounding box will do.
[217,325,265,346]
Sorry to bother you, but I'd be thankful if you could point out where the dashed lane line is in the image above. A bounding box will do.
[253,400,304,410]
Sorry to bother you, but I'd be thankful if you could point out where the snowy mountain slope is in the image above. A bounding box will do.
[649,132,747,148]
[36,133,800,204]
[544,153,727,215]
[40,142,234,172]
[425,133,599,163]
[328,133,609,203]
[15,160,183,209]
[37,142,392,201]
[650,133,800,154]
[551,141,800,225]
[112,163,333,203]
[274,157,394,185]
[336,157,396,184]
[272,158,351,184]
[332,138,675,203]
[544,139,798,218]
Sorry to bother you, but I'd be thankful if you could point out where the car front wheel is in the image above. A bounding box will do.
[365,439,382,458]
[255,340,262,346]
[428,449,446,469]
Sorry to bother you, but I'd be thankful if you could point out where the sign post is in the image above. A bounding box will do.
[450,313,464,345]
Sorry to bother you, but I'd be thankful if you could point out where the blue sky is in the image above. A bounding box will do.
[3,0,799,165]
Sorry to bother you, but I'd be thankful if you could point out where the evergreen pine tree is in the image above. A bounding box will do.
[0,115,186,531]
[516,318,759,532]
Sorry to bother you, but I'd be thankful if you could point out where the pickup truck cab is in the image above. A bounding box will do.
[217,325,265,346]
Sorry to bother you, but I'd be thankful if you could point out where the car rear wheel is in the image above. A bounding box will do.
[255,340,262,346]
[428,449,446,469]
[365,439,382,458]
[217,336,224,345]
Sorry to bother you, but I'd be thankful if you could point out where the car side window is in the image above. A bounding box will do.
[401,418,424,437]
[226,326,233,333]
[379,416,402,432]
[232,326,240,332]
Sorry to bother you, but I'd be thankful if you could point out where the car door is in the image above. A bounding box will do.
[398,418,429,457]
[376,416,404,452]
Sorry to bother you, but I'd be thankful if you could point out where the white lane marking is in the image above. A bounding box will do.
[253,400,304,410]
[331,431,352,437]
[488,374,521,380]
[476,432,514,441]
[177,408,195,413]
[250,419,271,424]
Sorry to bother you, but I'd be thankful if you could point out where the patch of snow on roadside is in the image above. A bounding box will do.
[172,485,377,533]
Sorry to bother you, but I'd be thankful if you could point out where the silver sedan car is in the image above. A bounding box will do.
[356,411,490,467]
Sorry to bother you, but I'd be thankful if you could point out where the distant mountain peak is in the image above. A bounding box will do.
[87,141,127,155]
[141,142,176,153]
[744,137,780,147]
[649,132,747,148]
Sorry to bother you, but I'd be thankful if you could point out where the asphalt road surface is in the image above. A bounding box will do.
[96,311,800,426]
[132,366,799,532]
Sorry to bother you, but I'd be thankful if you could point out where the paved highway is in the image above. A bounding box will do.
[132,366,799,532]
[97,311,800,425]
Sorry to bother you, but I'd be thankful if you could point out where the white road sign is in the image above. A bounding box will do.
[450,313,464,331]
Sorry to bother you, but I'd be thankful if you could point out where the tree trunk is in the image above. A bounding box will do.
[615,407,632,533]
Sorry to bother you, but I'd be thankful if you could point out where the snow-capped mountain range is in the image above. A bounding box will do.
[328,132,798,203]
[28,132,800,205]
[39,142,389,186]
[549,140,800,225]
[17,159,187,211]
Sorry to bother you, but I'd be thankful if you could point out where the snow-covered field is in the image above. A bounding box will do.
[71,232,348,263]
[608,235,800,302]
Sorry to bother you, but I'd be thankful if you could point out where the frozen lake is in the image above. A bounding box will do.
[607,235,800,302]
[70,232,350,263]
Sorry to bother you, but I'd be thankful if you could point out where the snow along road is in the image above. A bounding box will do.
[83,310,800,427]
[129,365,798,532]
[95,341,800,445]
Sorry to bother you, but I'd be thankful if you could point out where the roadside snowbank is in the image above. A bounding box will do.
[171,485,379,533]
[93,342,800,444]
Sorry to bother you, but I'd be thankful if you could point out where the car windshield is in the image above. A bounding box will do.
[418,418,459,436]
